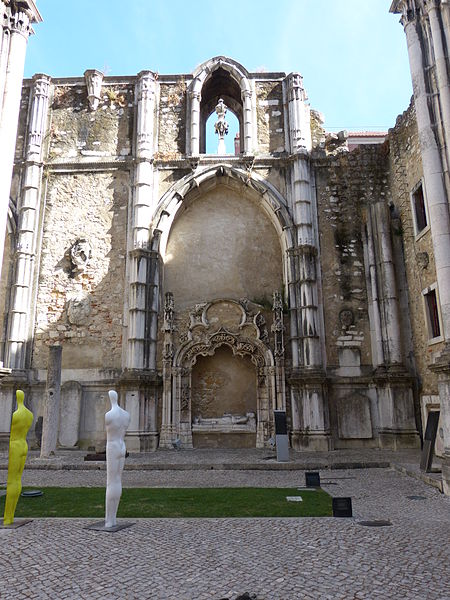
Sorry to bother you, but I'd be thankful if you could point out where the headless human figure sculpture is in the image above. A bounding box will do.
[3,390,33,525]
[105,390,130,528]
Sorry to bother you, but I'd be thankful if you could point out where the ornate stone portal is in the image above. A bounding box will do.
[159,297,279,448]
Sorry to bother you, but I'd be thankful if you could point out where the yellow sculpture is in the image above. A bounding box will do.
[3,390,33,526]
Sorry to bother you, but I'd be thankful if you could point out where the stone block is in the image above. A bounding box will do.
[58,381,82,447]
[337,393,373,439]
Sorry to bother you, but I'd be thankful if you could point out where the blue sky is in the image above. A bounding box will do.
[25,1,412,135]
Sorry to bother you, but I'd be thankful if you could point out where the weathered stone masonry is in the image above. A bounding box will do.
[0,55,425,458]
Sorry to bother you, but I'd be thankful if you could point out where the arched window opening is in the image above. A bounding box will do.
[205,108,240,155]
[200,67,243,154]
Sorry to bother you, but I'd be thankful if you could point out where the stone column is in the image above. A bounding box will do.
[189,88,201,156]
[0,4,33,288]
[160,292,176,448]
[241,88,253,155]
[286,73,312,153]
[286,72,328,450]
[40,345,62,458]
[272,291,286,412]
[6,73,51,369]
[374,201,403,365]
[402,12,450,342]
[127,71,157,370]
[427,1,450,174]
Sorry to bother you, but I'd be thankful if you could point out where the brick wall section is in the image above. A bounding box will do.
[315,146,391,367]
[157,81,186,158]
[49,84,134,159]
[388,102,441,395]
[255,81,285,154]
[32,171,128,369]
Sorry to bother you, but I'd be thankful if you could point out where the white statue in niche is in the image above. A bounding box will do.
[105,390,130,529]
[214,98,229,154]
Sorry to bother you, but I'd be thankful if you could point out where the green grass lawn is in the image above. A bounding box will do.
[0,487,332,518]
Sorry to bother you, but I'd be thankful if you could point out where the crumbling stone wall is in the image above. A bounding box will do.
[32,171,128,369]
[49,83,134,159]
[157,80,187,158]
[255,81,285,154]
[315,146,391,368]
[388,102,441,394]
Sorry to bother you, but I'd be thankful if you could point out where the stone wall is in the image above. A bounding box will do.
[49,82,133,159]
[388,102,441,395]
[157,79,187,159]
[32,171,128,369]
[255,81,285,154]
[315,146,391,369]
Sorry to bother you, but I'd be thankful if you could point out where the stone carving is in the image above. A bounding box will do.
[254,312,269,344]
[105,390,130,529]
[84,69,104,111]
[215,99,229,154]
[416,251,429,270]
[272,290,285,357]
[339,308,354,329]
[3,390,33,526]
[68,238,91,277]
[163,292,175,331]
[192,412,256,432]
[67,294,91,326]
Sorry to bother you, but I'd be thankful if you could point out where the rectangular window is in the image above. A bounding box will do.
[423,287,441,340]
[412,182,428,234]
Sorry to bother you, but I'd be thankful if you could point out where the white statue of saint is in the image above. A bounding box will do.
[105,390,130,528]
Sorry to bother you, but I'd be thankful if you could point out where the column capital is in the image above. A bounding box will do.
[137,70,157,100]
[286,72,308,102]
[390,0,417,27]
[32,72,51,95]
[8,4,33,38]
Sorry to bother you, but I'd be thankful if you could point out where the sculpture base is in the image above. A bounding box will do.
[85,520,135,533]
[1,519,33,529]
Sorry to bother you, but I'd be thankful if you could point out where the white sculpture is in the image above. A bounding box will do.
[105,390,130,528]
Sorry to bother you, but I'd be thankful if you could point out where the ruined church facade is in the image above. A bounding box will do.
[0,52,429,455]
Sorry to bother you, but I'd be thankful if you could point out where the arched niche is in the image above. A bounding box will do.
[188,56,255,155]
[199,67,243,154]
[163,181,284,310]
[152,164,295,301]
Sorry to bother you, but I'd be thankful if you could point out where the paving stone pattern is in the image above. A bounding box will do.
[1,461,449,599]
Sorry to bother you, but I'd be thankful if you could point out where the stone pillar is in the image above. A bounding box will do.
[127,71,157,370]
[272,291,286,411]
[0,3,39,288]
[40,345,62,458]
[286,76,328,450]
[402,12,450,342]
[365,210,385,367]
[427,1,450,175]
[241,88,253,154]
[189,88,201,156]
[160,292,176,448]
[6,73,51,369]
[286,73,312,153]
[374,201,403,365]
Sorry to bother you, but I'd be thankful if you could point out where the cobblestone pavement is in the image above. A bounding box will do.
[1,466,449,599]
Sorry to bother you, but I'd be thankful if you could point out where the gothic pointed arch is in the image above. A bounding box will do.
[187,56,255,155]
